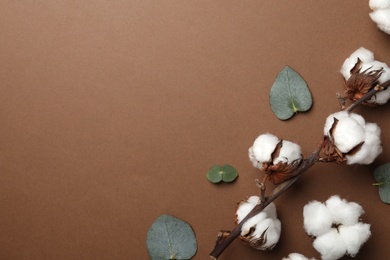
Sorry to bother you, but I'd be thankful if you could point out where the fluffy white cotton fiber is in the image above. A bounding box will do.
[303,195,371,260]
[313,229,347,260]
[282,253,316,260]
[323,111,382,165]
[325,195,364,226]
[235,196,281,250]
[303,201,333,237]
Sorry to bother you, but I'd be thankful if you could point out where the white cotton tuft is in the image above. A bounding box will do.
[252,218,281,249]
[370,8,390,34]
[346,122,382,165]
[273,140,302,165]
[313,229,347,260]
[323,111,382,165]
[323,111,350,136]
[332,117,365,153]
[236,197,278,237]
[338,223,371,257]
[370,0,390,9]
[236,196,260,223]
[303,200,333,237]
[282,253,316,260]
[340,47,374,80]
[249,133,280,169]
[325,195,364,226]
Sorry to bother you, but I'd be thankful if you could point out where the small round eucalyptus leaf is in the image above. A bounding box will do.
[221,164,238,182]
[146,214,197,260]
[374,163,390,204]
[270,66,312,120]
[207,164,238,183]
[207,165,223,183]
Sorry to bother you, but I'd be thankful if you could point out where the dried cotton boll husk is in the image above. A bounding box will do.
[273,140,303,165]
[313,229,347,260]
[369,0,390,9]
[346,123,382,165]
[340,47,374,80]
[303,200,333,237]
[282,253,316,260]
[325,195,364,226]
[249,133,280,170]
[370,8,390,34]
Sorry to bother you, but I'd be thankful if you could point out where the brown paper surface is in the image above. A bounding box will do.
[1,1,390,259]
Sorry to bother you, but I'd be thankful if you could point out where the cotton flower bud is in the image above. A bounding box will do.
[235,196,281,250]
[340,47,390,105]
[248,133,303,184]
[322,111,382,165]
[282,253,316,260]
[369,0,390,34]
[303,195,371,260]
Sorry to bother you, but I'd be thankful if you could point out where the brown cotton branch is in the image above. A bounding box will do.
[209,80,386,259]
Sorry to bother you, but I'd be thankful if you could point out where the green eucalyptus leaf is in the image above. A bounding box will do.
[270,66,312,120]
[207,164,238,183]
[207,165,223,183]
[146,214,197,260]
[373,163,390,204]
[221,164,238,182]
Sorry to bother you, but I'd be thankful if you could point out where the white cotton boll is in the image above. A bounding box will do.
[282,253,316,260]
[325,195,364,226]
[250,133,280,169]
[370,0,390,10]
[313,229,347,260]
[370,9,390,34]
[332,117,366,153]
[340,47,375,80]
[273,140,302,165]
[252,218,281,249]
[339,223,371,257]
[346,122,382,165]
[303,201,333,237]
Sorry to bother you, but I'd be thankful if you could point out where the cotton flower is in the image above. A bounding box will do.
[369,0,390,34]
[282,253,316,260]
[322,111,382,165]
[249,133,303,184]
[340,47,390,105]
[235,196,281,250]
[303,196,371,260]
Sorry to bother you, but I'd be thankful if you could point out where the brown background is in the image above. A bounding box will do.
[1,1,390,259]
